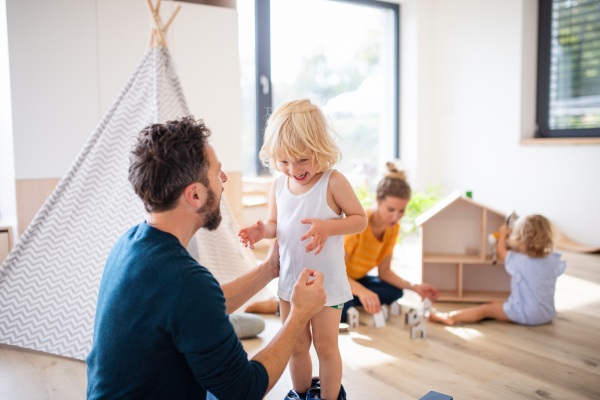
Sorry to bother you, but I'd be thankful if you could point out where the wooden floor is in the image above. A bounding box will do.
[1,249,599,399]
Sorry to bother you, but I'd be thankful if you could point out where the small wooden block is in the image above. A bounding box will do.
[406,309,421,325]
[339,323,349,333]
[381,304,389,321]
[390,301,401,316]
[411,321,426,339]
[347,307,359,329]
[373,311,386,328]
[423,298,432,317]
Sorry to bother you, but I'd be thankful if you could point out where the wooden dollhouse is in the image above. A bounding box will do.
[415,191,510,302]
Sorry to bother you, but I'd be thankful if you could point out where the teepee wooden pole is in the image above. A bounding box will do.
[163,5,181,32]
[148,29,155,48]
[146,0,155,15]
[155,0,162,15]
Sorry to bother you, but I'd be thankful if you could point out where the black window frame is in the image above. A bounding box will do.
[536,0,600,138]
[254,0,400,175]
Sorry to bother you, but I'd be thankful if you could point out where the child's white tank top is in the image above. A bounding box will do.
[276,169,353,306]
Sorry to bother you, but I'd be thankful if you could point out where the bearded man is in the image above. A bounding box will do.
[86,117,326,400]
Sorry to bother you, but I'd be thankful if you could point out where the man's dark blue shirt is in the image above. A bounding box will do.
[86,222,268,399]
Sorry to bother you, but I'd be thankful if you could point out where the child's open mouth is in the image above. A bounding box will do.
[293,172,308,181]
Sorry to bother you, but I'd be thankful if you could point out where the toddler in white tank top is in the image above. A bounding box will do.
[238,99,367,400]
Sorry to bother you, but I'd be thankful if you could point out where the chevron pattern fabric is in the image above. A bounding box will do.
[0,47,260,360]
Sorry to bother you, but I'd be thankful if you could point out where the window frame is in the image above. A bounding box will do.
[536,0,600,138]
[254,0,400,175]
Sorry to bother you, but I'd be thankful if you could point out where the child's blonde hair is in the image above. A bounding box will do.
[508,215,554,258]
[259,99,342,173]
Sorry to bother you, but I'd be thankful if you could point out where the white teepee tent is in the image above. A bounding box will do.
[0,2,264,360]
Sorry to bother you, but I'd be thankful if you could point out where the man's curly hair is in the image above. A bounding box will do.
[129,116,212,213]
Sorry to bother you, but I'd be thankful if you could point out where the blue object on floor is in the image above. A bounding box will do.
[420,391,453,400]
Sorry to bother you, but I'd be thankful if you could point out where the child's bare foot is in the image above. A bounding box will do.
[245,297,279,314]
[429,311,455,326]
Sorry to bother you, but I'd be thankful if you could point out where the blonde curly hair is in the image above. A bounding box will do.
[507,215,554,258]
[259,99,342,173]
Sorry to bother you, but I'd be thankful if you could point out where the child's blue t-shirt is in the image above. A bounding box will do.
[502,250,566,326]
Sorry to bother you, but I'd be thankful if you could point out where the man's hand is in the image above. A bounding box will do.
[414,282,440,302]
[357,287,381,314]
[238,220,267,249]
[260,240,280,280]
[300,219,331,255]
[289,269,326,321]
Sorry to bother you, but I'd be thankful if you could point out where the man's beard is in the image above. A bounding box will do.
[197,187,222,231]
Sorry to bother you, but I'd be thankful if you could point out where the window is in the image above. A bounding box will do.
[239,0,400,187]
[537,0,600,138]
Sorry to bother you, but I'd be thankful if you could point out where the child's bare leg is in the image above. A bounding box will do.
[312,306,343,400]
[279,300,313,394]
[430,302,510,325]
[245,297,279,314]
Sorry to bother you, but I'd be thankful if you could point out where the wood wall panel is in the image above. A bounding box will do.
[15,179,60,236]
[15,173,243,237]
[223,172,243,227]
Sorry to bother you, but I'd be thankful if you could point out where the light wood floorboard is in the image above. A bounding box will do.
[0,250,598,399]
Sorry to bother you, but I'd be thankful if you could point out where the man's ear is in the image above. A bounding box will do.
[182,182,208,209]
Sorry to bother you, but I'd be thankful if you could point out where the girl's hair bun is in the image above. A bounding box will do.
[385,162,406,181]
[377,162,411,200]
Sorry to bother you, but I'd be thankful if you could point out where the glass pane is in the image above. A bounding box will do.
[549,0,600,130]
[238,0,257,177]
[270,0,396,188]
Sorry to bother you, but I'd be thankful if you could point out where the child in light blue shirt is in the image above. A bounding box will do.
[430,214,566,326]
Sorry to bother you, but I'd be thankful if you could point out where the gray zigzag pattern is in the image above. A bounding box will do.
[0,47,259,361]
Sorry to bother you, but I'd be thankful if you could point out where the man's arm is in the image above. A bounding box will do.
[221,242,279,314]
[251,269,326,392]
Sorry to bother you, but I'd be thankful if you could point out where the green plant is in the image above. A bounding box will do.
[353,186,375,208]
[354,184,443,243]
[399,184,443,241]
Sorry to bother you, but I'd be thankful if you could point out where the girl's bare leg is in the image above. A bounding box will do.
[279,300,313,394]
[311,306,343,400]
[429,302,511,325]
[245,297,279,314]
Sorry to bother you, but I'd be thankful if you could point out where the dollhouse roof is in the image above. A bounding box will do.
[415,190,505,226]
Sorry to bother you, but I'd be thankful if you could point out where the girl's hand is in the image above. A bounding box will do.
[300,219,330,255]
[357,287,381,314]
[499,223,512,239]
[238,220,266,249]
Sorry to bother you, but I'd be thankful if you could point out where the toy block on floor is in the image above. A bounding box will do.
[406,308,420,325]
[410,320,426,339]
[390,301,401,316]
[381,304,390,321]
[373,311,386,327]
[347,307,359,329]
[419,391,453,399]
[423,298,432,317]
[356,307,386,328]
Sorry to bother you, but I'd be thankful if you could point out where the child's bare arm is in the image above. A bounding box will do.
[301,172,367,254]
[238,178,278,248]
[497,223,511,262]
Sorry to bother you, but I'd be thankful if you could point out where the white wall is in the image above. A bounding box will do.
[0,0,16,229]
[399,0,600,246]
[6,0,242,181]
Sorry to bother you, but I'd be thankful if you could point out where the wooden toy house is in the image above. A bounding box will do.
[415,191,510,302]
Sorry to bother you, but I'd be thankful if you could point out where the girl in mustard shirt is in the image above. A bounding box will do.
[342,163,439,322]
